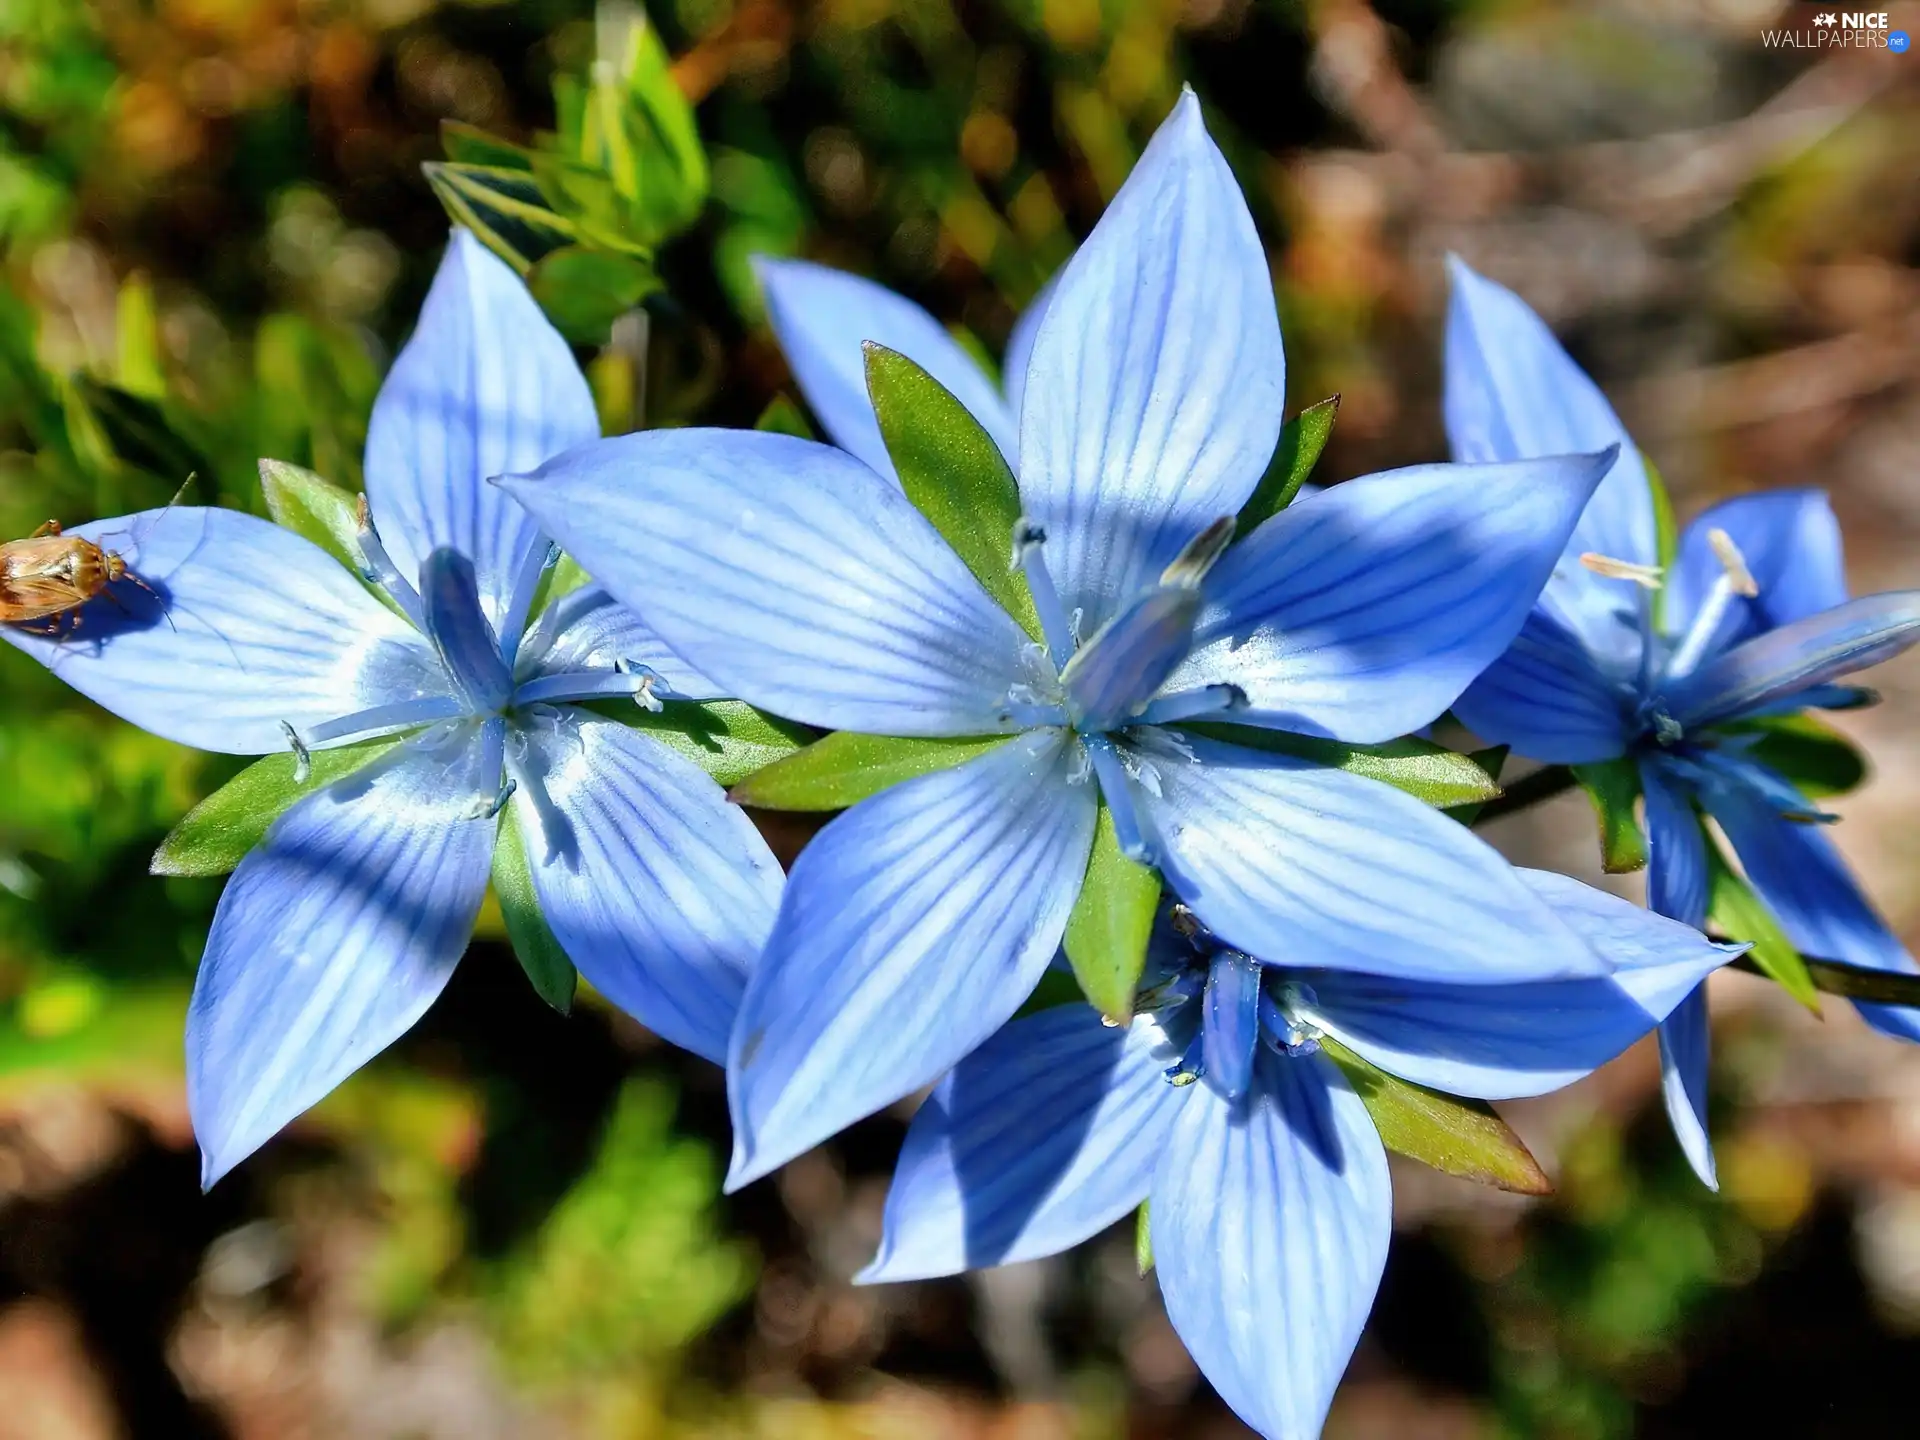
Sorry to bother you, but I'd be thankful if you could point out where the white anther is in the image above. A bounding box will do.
[1707,527,1759,598]
[1579,552,1664,589]
[280,721,312,785]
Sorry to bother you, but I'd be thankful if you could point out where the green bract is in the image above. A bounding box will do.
[729,731,1007,810]
[491,805,578,1014]
[1062,800,1161,1022]
[1235,395,1340,532]
[1572,756,1647,873]
[1184,723,1506,809]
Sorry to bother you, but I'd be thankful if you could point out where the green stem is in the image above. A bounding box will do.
[1470,764,1578,825]
[1727,949,1920,1007]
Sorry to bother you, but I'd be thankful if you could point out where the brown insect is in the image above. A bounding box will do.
[0,518,163,635]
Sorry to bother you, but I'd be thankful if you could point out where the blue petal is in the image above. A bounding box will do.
[1135,733,1607,984]
[860,1007,1182,1282]
[364,229,599,632]
[1445,258,1657,653]
[1661,591,1920,731]
[1641,760,1708,927]
[1203,950,1263,1102]
[1452,606,1634,764]
[1708,780,1920,1042]
[1152,1050,1389,1440]
[1,507,455,754]
[512,714,781,1063]
[1017,90,1284,636]
[499,429,1035,737]
[1175,453,1614,745]
[420,548,511,711]
[514,582,724,700]
[756,256,1016,478]
[1001,268,1061,426]
[1658,990,1719,1189]
[187,720,500,1185]
[1666,489,1848,656]
[725,729,1097,1189]
[1301,877,1738,1099]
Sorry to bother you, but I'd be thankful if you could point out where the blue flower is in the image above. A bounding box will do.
[1444,257,1920,1186]
[3,231,782,1184]
[500,91,1618,1190]
[863,885,1740,1440]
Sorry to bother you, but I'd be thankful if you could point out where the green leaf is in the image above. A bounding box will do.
[440,120,535,170]
[728,730,1008,811]
[754,395,815,439]
[866,343,1042,642]
[1135,1202,1153,1276]
[1322,1038,1552,1196]
[1444,745,1510,825]
[1706,836,1819,1012]
[491,804,577,1013]
[423,162,579,274]
[1062,801,1161,1022]
[151,738,404,878]
[1572,757,1646,872]
[589,700,812,789]
[68,375,209,482]
[528,245,658,343]
[1236,395,1340,532]
[259,459,362,574]
[1182,723,1504,808]
[1728,712,1867,799]
[578,12,709,243]
[1646,455,1678,632]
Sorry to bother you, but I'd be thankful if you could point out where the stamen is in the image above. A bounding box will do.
[1013,518,1076,667]
[300,696,469,747]
[1137,683,1248,728]
[1663,528,1761,684]
[1259,987,1323,1056]
[1169,904,1206,947]
[1160,516,1235,589]
[1707,528,1759,598]
[1164,1031,1206,1087]
[467,776,518,821]
[355,496,429,631]
[1579,552,1664,589]
[498,540,561,671]
[280,720,312,785]
[1085,736,1157,865]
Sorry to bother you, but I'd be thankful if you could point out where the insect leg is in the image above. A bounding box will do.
[28,520,61,538]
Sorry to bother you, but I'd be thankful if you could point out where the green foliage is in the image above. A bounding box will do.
[490,805,577,1014]
[1323,1039,1553,1195]
[258,458,363,576]
[1062,800,1160,1021]
[867,342,1043,640]
[484,1080,755,1388]
[151,737,405,878]
[1572,757,1647,872]
[1184,722,1506,808]
[597,699,812,788]
[1728,712,1867,799]
[1706,835,1819,1011]
[728,730,1006,810]
[528,246,658,344]
[1236,396,1341,531]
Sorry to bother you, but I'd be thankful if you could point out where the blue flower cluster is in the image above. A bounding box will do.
[11,88,1919,1440]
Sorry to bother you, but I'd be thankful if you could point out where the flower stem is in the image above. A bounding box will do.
[1469,764,1578,825]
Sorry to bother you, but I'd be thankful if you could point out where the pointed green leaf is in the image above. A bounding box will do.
[583,700,813,789]
[728,730,1008,811]
[1135,1201,1153,1276]
[1235,395,1340,532]
[1443,745,1510,825]
[1321,1038,1553,1196]
[491,804,576,1013]
[1062,800,1161,1022]
[1182,723,1504,808]
[1012,966,1091,1020]
[259,459,362,574]
[423,162,579,274]
[1572,756,1647,872]
[151,737,405,878]
[528,245,658,343]
[440,120,536,170]
[525,153,658,258]
[594,13,709,240]
[754,394,815,439]
[865,343,1043,643]
[1728,712,1867,799]
[1706,836,1819,1012]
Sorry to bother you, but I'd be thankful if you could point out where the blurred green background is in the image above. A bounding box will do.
[3,0,1920,1435]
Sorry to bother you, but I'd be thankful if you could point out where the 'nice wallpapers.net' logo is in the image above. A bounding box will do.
[1766,10,1911,49]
